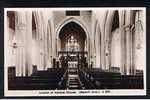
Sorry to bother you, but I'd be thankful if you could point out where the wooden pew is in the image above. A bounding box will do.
[80,67,143,89]
[8,68,67,90]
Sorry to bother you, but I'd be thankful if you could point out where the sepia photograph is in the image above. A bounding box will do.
[4,8,146,96]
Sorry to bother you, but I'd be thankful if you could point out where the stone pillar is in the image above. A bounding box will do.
[95,24,101,68]
[47,20,53,68]
[52,30,57,59]
[44,30,47,70]
[125,25,132,75]
[93,10,108,69]
[125,10,133,75]
[39,36,44,70]
[100,26,105,70]
[119,10,126,75]
[130,25,135,75]
[88,36,93,68]
[98,11,108,70]
[33,11,40,70]
[132,10,145,75]
[104,11,114,70]
[34,11,44,70]
[15,11,32,76]
[25,11,32,76]
[87,37,90,68]
[105,40,110,70]
[41,11,51,70]
[105,10,115,70]
[7,16,14,67]
[15,11,26,76]
[57,38,61,53]
[120,26,126,75]
[90,15,95,68]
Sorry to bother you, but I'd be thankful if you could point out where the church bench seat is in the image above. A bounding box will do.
[79,68,143,89]
[8,77,62,90]
[78,69,95,89]
[8,68,68,90]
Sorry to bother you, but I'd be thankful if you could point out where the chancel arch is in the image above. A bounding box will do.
[59,22,86,51]
[55,17,90,58]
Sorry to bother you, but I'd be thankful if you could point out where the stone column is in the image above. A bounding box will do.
[119,10,126,75]
[90,15,95,68]
[125,25,132,75]
[15,11,26,76]
[88,35,93,68]
[130,25,135,75]
[39,32,44,70]
[33,11,40,70]
[25,11,32,76]
[87,36,90,68]
[95,24,101,68]
[105,40,110,70]
[100,33,105,69]
[125,10,133,75]
[52,26,57,59]
[100,18,106,70]
[47,20,53,68]
[35,11,44,70]
[94,10,107,70]
[45,26,49,69]
[15,11,33,76]
[120,26,126,75]
[41,11,51,70]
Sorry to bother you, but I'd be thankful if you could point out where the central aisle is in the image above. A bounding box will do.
[67,61,84,89]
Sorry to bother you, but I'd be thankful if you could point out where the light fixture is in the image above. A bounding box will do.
[12,42,18,49]
[12,36,18,49]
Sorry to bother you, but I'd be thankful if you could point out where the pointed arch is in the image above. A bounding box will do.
[56,17,89,40]
[55,17,90,56]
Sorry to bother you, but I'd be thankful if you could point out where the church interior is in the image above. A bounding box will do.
[6,9,145,90]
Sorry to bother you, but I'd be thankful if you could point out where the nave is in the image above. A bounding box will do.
[8,62,143,90]
[6,9,145,90]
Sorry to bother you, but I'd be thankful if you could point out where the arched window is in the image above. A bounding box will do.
[65,35,80,51]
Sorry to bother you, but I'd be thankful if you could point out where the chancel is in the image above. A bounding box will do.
[6,9,145,90]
